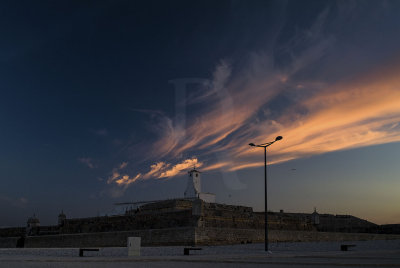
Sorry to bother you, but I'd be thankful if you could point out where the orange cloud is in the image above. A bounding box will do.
[146,60,400,177]
[159,158,203,178]
[232,63,400,168]
[142,162,170,179]
[201,161,230,172]
[106,55,400,194]
[107,158,203,189]
[115,174,142,187]
[103,5,400,205]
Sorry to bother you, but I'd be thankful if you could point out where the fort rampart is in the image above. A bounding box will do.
[8,229,400,248]
[23,227,195,248]
[1,199,397,248]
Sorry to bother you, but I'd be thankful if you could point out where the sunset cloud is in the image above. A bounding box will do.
[136,57,400,179]
[223,63,400,170]
[115,174,142,187]
[107,158,203,189]
[0,194,28,208]
[107,2,400,193]
[108,58,400,192]
[142,162,170,179]
[107,162,128,184]
[78,158,95,169]
[158,158,203,178]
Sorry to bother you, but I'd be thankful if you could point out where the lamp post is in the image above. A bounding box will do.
[249,136,283,252]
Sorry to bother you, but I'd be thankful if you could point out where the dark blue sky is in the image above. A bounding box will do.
[1,0,400,226]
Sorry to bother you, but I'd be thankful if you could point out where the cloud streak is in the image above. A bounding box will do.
[107,158,203,191]
[232,64,400,170]
[107,2,400,192]
[78,158,96,169]
[0,194,28,208]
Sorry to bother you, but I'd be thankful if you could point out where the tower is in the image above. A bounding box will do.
[26,214,40,236]
[27,214,40,228]
[58,210,66,226]
[184,168,201,198]
[184,168,216,203]
[312,207,320,225]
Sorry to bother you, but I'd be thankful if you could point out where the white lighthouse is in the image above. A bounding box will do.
[184,168,215,203]
[184,168,201,198]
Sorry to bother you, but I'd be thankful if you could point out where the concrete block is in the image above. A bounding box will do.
[127,237,141,256]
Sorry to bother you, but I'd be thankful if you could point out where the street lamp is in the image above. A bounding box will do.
[249,136,283,252]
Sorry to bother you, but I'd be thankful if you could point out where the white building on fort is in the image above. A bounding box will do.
[184,168,215,203]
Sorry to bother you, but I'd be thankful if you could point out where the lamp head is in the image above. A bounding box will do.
[275,136,283,141]
[248,143,256,146]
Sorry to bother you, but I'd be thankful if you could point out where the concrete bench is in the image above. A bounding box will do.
[341,244,356,251]
[79,248,100,257]
[184,247,202,255]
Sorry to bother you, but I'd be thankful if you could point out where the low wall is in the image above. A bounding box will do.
[195,228,263,245]
[0,237,20,248]
[0,227,25,238]
[194,228,400,245]
[20,228,400,248]
[270,230,400,242]
[24,227,195,248]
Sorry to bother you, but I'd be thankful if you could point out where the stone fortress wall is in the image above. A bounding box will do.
[20,228,400,248]
[1,198,399,248]
[24,228,196,248]
[0,227,25,238]
[316,213,378,233]
[2,168,395,248]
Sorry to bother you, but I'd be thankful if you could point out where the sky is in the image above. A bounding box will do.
[1,0,400,226]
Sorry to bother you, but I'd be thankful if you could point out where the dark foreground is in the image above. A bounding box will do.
[0,240,399,267]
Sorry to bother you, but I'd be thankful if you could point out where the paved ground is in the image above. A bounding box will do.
[0,240,399,267]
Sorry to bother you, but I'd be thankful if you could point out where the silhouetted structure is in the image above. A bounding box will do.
[0,170,398,248]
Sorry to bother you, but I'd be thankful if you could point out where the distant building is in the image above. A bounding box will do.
[0,169,395,248]
[312,207,320,225]
[58,211,66,226]
[26,214,40,228]
[26,214,40,236]
[184,168,215,203]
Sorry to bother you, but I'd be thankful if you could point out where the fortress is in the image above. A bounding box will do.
[0,169,399,248]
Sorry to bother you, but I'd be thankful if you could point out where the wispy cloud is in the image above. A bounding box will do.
[107,158,202,192]
[0,194,28,208]
[159,158,203,178]
[137,3,400,176]
[106,2,400,193]
[92,128,108,137]
[229,65,400,170]
[107,161,128,185]
[78,157,96,169]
